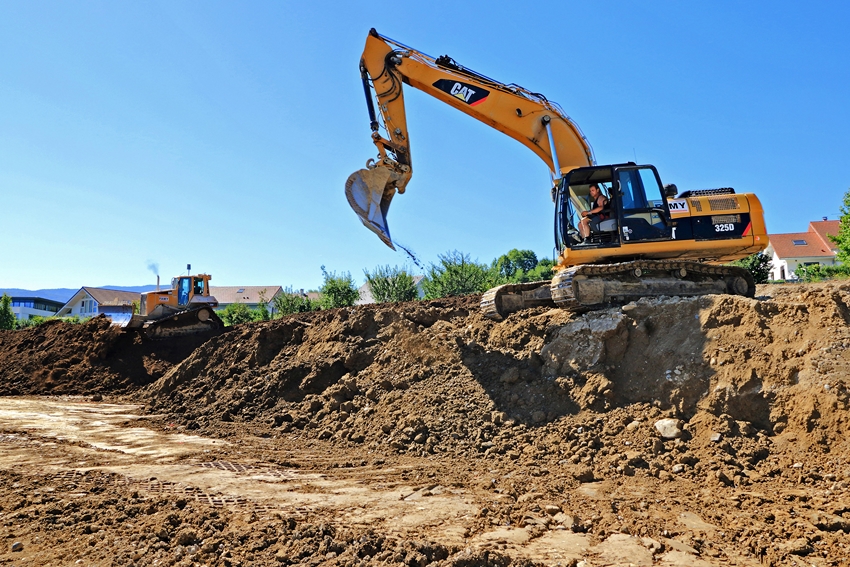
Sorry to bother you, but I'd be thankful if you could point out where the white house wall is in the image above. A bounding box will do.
[12,306,59,320]
[57,291,98,317]
[770,254,836,280]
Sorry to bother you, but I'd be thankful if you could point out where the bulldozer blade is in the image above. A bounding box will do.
[345,168,396,250]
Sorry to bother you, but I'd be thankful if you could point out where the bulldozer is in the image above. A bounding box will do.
[118,274,223,339]
[345,29,768,319]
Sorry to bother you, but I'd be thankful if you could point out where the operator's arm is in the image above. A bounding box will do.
[581,196,607,217]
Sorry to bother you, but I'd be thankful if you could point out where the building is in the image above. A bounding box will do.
[56,288,141,319]
[9,297,64,321]
[765,219,840,281]
[211,286,284,311]
[355,275,426,305]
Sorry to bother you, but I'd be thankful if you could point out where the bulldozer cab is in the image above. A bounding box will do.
[172,275,210,307]
[556,164,673,251]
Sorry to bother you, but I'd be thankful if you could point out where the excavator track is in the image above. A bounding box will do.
[480,281,556,321]
[482,260,754,320]
[558,260,754,308]
[142,306,223,340]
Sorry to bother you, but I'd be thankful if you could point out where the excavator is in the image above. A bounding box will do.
[345,29,768,320]
[118,274,223,339]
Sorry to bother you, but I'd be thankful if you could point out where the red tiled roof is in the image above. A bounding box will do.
[769,231,835,259]
[809,220,840,252]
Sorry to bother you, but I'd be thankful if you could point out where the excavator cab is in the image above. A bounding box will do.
[556,163,673,252]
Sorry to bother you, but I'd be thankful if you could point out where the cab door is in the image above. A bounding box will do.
[615,166,672,243]
[177,277,191,306]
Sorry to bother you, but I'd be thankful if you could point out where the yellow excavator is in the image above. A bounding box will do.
[346,29,768,319]
[120,274,223,339]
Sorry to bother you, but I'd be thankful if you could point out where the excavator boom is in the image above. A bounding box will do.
[347,29,594,248]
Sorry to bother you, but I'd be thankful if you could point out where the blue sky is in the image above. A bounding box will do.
[1,1,848,290]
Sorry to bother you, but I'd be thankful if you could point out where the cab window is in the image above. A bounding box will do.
[618,170,650,210]
[178,278,191,305]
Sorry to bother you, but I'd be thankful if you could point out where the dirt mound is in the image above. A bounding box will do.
[144,283,850,458]
[0,315,222,395]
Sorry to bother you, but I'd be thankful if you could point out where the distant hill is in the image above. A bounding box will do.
[0,285,158,304]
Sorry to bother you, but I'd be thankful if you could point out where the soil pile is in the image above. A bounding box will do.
[0,315,221,395]
[144,283,850,460]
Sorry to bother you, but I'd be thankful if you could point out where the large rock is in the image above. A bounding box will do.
[540,313,628,377]
[654,418,684,439]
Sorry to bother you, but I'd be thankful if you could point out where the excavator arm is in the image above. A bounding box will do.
[346,29,595,249]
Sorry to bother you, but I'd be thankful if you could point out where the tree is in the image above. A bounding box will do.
[492,249,539,283]
[421,251,493,299]
[525,258,557,282]
[319,266,360,309]
[272,287,319,316]
[364,265,418,303]
[255,290,271,322]
[730,252,772,284]
[0,294,15,330]
[830,187,850,264]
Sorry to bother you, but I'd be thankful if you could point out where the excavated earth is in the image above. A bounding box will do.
[0,283,850,566]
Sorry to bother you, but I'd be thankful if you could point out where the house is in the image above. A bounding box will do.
[211,286,284,312]
[355,276,426,305]
[9,297,64,321]
[765,219,840,281]
[56,288,141,319]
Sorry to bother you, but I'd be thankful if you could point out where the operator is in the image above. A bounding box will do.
[578,183,609,242]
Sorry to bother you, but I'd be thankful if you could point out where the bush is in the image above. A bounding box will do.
[364,265,418,303]
[272,287,319,316]
[319,267,360,309]
[729,252,772,284]
[15,315,50,329]
[421,251,494,299]
[794,264,850,282]
[218,302,256,326]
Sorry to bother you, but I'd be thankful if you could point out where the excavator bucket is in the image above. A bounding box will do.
[345,167,396,250]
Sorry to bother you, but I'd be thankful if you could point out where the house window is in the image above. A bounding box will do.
[792,239,807,245]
